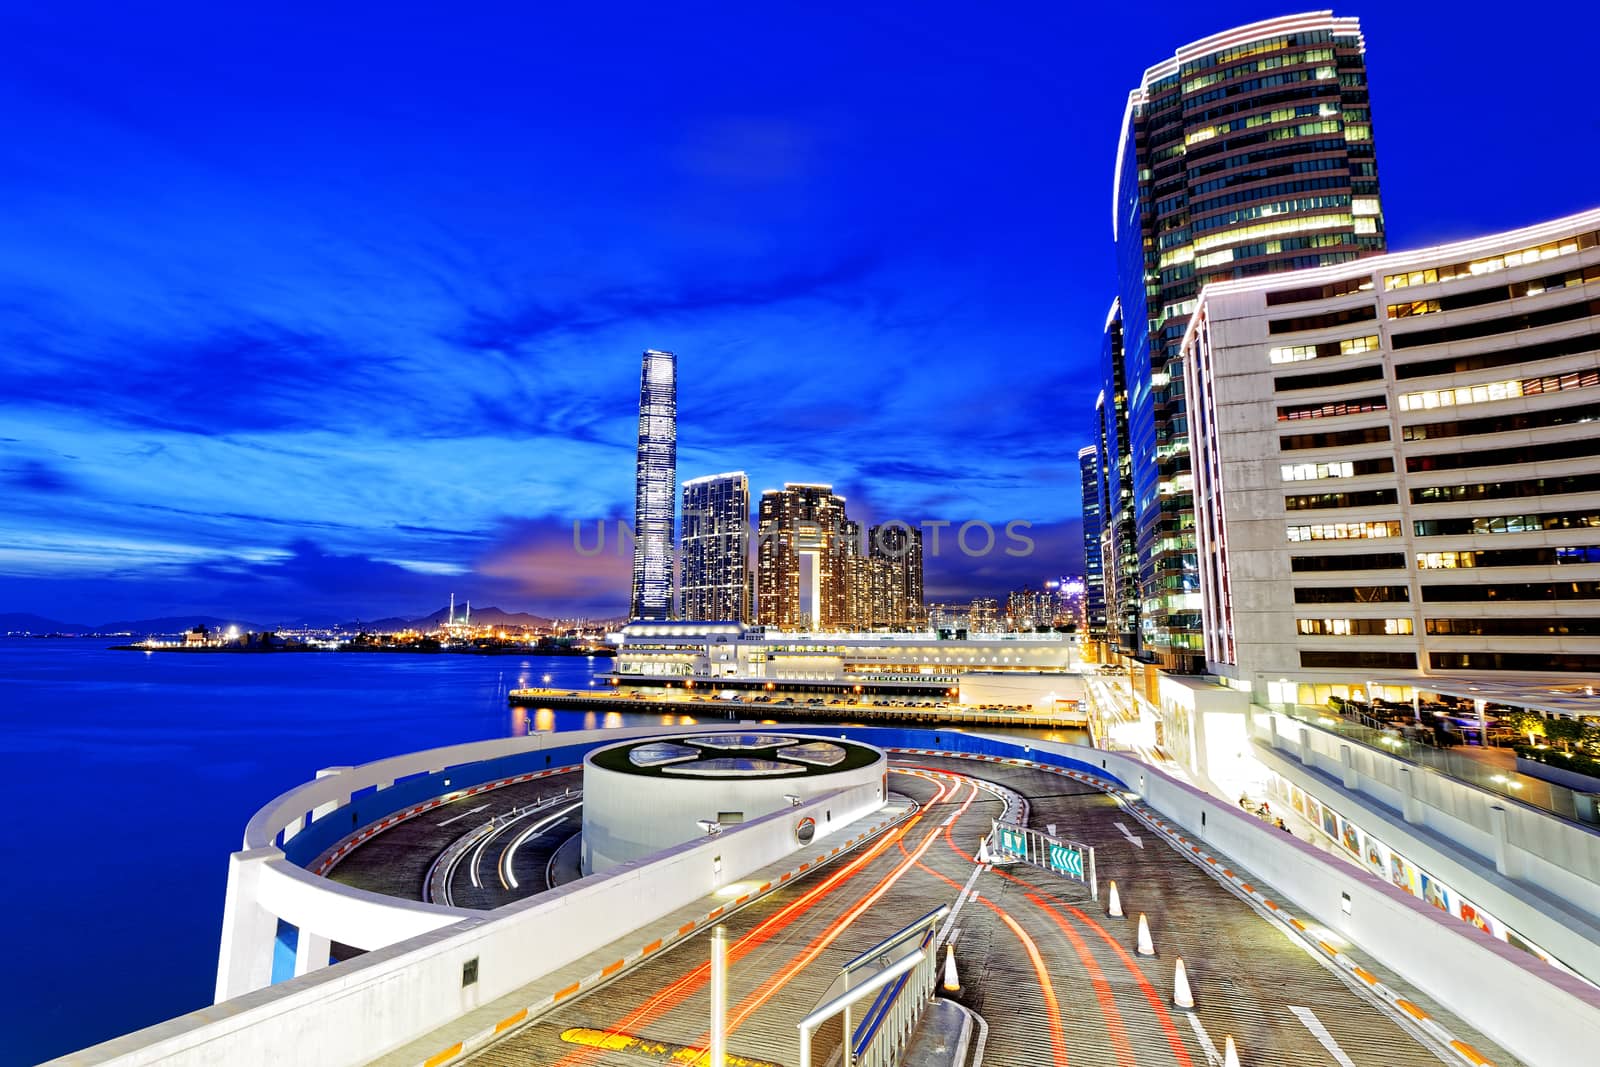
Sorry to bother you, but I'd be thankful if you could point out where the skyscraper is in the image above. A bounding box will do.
[868,523,925,629]
[630,349,677,620]
[756,484,850,631]
[1078,445,1106,640]
[1094,300,1140,652]
[1114,12,1385,669]
[680,472,749,622]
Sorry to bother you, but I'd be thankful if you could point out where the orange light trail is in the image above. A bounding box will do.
[550,771,955,1067]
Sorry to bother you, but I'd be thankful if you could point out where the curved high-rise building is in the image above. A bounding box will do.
[1113,11,1386,670]
[631,349,677,620]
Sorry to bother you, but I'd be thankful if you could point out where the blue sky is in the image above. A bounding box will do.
[2,2,1596,622]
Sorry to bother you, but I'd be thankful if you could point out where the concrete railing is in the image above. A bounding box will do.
[56,768,883,1067]
[219,723,834,1000]
[1247,708,1600,983]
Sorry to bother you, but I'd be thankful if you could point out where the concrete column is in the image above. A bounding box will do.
[1269,714,1284,752]
[1339,745,1358,791]
[1298,727,1313,768]
[294,927,332,977]
[1398,766,1423,825]
[215,846,283,1003]
[311,767,354,823]
[1488,805,1515,877]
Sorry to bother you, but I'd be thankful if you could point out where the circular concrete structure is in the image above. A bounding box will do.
[581,732,886,873]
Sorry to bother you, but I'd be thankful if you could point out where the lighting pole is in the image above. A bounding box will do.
[710,925,727,1067]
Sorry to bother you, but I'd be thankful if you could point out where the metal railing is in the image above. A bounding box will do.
[797,905,948,1067]
[424,789,581,905]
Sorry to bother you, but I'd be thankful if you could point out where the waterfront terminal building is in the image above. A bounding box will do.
[609,621,1075,693]
[1183,207,1600,706]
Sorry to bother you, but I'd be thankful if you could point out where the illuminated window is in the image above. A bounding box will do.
[1383,230,1600,289]
[1296,618,1414,636]
[1287,521,1403,542]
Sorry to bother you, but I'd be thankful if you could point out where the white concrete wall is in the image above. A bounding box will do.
[581,738,885,871]
[957,672,1084,710]
[55,780,878,1067]
[215,723,812,1003]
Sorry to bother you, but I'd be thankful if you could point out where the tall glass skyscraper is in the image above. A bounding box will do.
[1113,12,1385,669]
[680,472,749,622]
[1095,300,1140,653]
[1078,445,1106,640]
[630,349,677,620]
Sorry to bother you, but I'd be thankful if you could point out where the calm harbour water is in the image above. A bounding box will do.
[0,639,672,1064]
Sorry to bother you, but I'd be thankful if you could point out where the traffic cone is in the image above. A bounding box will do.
[976,838,990,864]
[1223,1035,1241,1067]
[1173,957,1195,1010]
[943,944,960,992]
[1107,879,1124,918]
[1136,913,1155,956]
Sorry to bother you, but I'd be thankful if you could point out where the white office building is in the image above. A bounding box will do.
[1184,208,1600,707]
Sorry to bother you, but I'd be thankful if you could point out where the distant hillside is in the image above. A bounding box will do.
[0,612,92,634]
[410,605,554,629]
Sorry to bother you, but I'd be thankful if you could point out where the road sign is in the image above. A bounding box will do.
[1048,842,1084,878]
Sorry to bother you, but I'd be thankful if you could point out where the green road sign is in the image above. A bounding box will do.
[1049,842,1084,878]
[1000,828,1026,858]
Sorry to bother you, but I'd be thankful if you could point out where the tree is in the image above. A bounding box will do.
[1499,708,1546,745]
[1544,716,1587,753]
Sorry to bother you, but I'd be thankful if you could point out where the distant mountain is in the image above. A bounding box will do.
[93,615,269,635]
[410,605,554,629]
[0,612,93,634]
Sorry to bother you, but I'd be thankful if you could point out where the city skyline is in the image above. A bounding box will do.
[2,4,1595,624]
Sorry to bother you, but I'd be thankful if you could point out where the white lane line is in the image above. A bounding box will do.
[437,804,490,827]
[937,847,988,946]
[1185,1012,1222,1066]
[1114,820,1145,849]
[501,802,582,889]
[1289,1005,1358,1067]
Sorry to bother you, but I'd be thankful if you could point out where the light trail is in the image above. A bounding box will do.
[716,775,984,1038]
[921,764,1196,1067]
[500,802,582,890]
[549,773,955,1067]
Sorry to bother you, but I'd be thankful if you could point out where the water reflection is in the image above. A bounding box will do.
[533,708,555,733]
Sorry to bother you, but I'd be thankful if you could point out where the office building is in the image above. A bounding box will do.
[680,472,750,623]
[630,349,677,620]
[1184,208,1600,704]
[1094,301,1141,652]
[1079,445,1107,639]
[1115,12,1385,669]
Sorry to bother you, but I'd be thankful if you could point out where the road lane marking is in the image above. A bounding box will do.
[1289,1006,1358,1066]
[437,804,490,827]
[1184,1012,1221,1066]
[1114,820,1144,849]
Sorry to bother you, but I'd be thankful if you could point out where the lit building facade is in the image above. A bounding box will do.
[630,349,677,620]
[1078,445,1107,638]
[968,596,998,634]
[1094,300,1141,652]
[1184,208,1600,704]
[611,621,1072,688]
[680,472,750,623]
[756,484,850,631]
[869,523,925,629]
[1115,12,1385,670]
